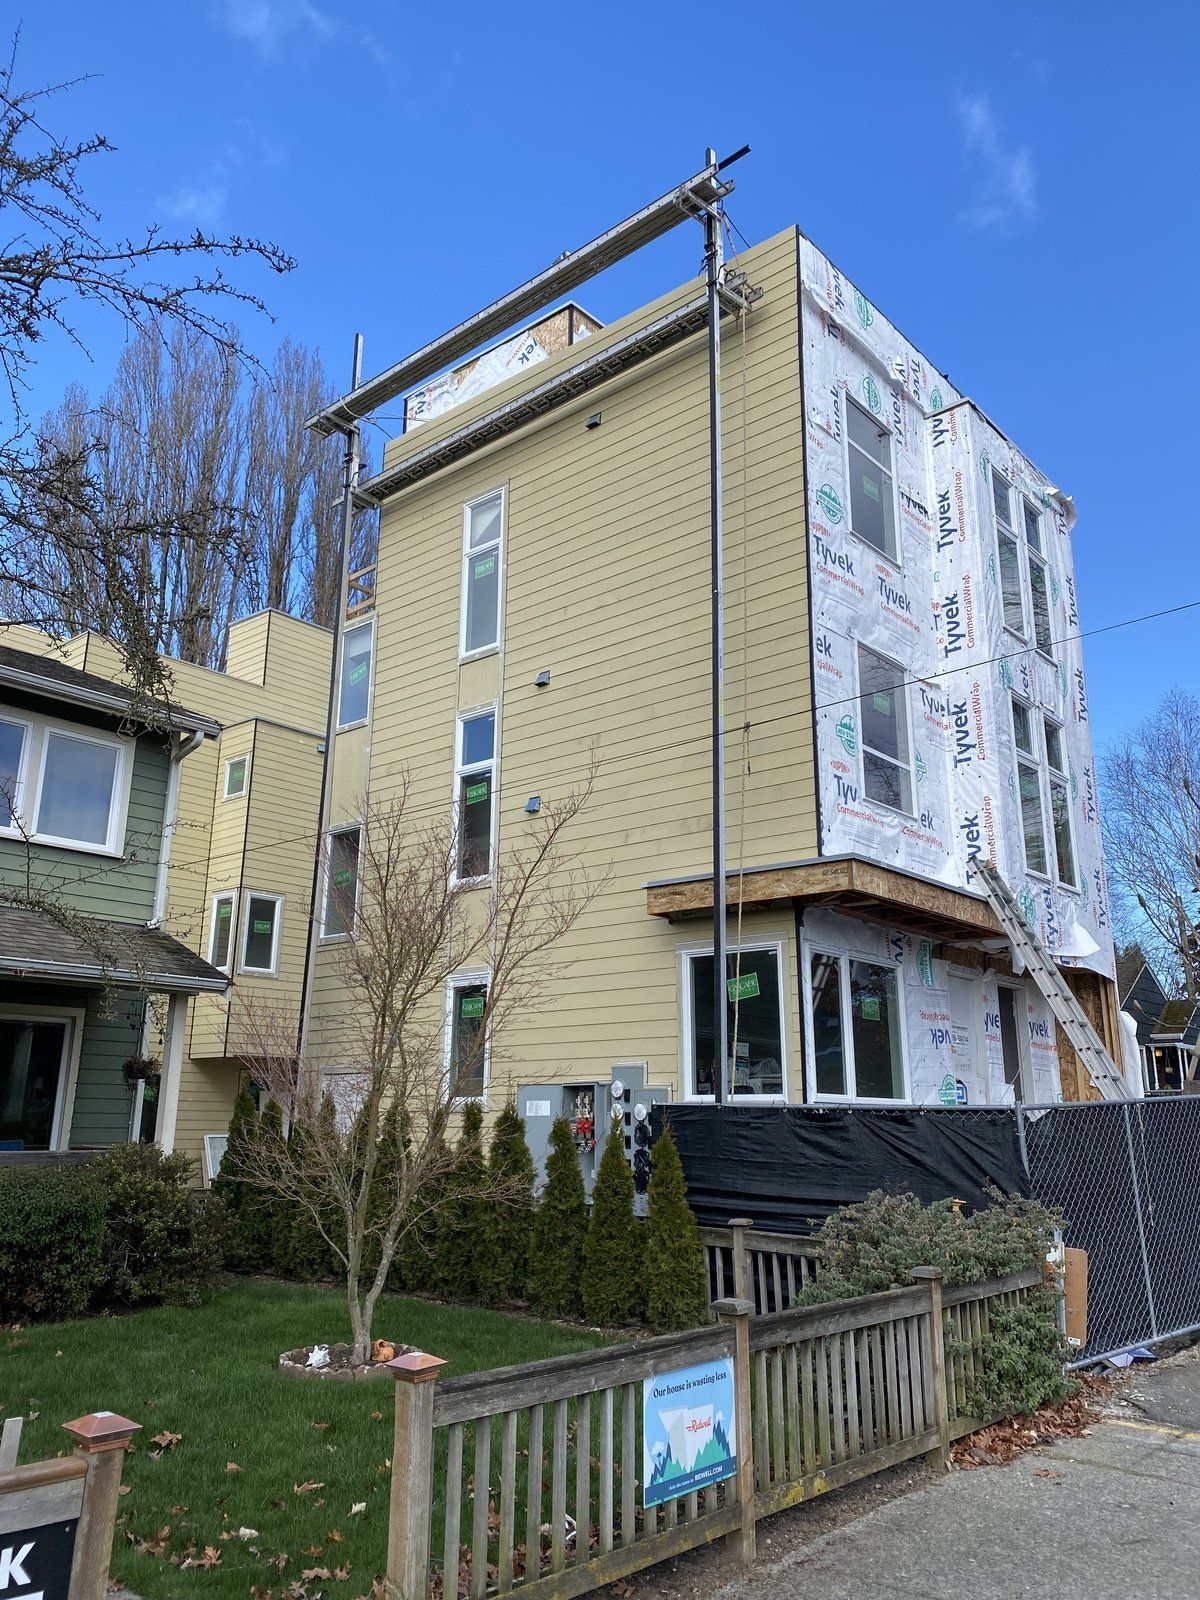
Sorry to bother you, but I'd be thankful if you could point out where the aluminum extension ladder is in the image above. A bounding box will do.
[973,859,1130,1101]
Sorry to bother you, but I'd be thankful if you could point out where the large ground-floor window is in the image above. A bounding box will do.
[804,948,906,1102]
[685,945,786,1099]
[0,1015,74,1150]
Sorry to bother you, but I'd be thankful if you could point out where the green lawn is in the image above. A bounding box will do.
[3,1280,609,1600]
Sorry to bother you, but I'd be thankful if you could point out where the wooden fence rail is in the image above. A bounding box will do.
[698,1219,823,1316]
[384,1262,1043,1600]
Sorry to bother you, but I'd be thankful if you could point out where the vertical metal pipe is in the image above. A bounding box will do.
[704,148,728,1104]
[297,333,364,1067]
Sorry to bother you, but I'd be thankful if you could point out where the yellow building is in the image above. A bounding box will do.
[8,612,332,1178]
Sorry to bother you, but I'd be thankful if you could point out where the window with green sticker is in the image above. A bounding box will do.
[807,950,904,1101]
[450,980,487,1098]
[322,826,361,938]
[223,754,248,799]
[241,894,281,973]
[455,709,496,880]
[462,491,503,655]
[846,395,896,560]
[688,947,783,1098]
[338,620,373,726]
[209,892,236,969]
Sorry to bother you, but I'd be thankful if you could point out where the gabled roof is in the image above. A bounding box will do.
[0,643,220,737]
[0,906,229,994]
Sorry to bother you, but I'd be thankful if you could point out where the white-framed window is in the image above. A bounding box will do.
[1023,499,1054,659]
[202,1132,228,1184]
[0,1005,84,1152]
[459,489,505,658]
[223,752,250,800]
[1011,696,1049,878]
[857,644,913,814]
[446,974,488,1100]
[208,890,238,971]
[239,892,283,976]
[337,618,374,729]
[845,395,898,562]
[991,469,1027,638]
[1044,716,1076,888]
[453,707,496,882]
[682,942,787,1101]
[0,715,31,828]
[804,946,907,1103]
[0,712,132,854]
[321,825,361,939]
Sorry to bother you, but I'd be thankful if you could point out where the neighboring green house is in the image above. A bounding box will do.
[0,643,228,1161]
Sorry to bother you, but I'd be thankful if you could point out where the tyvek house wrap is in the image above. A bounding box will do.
[797,236,1113,1104]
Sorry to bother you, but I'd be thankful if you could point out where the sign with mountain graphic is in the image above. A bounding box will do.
[642,1357,737,1508]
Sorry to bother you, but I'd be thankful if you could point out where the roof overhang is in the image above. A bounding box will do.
[0,908,230,995]
[0,658,220,738]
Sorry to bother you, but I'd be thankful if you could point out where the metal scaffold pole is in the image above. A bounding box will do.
[704,146,728,1104]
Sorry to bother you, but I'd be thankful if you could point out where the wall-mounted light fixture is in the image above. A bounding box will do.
[524,795,541,814]
[535,669,551,688]
[586,412,602,430]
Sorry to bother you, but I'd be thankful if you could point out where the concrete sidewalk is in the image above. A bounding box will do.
[713,1346,1200,1600]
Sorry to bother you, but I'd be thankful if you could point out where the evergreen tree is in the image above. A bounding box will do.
[272,1095,338,1281]
[528,1117,588,1318]
[582,1123,644,1325]
[644,1125,708,1331]
[212,1080,274,1271]
[429,1102,487,1301]
[480,1100,536,1303]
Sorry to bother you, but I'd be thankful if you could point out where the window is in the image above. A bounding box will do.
[240,893,282,975]
[208,891,237,971]
[35,729,123,850]
[685,946,785,1099]
[223,753,249,799]
[455,710,496,881]
[0,1016,73,1151]
[202,1133,228,1184]
[991,471,1026,637]
[448,979,488,1099]
[858,644,913,813]
[1024,501,1054,657]
[322,826,361,938]
[1044,716,1076,887]
[460,490,504,656]
[1012,697,1048,877]
[997,986,1028,1102]
[338,620,374,727]
[845,398,897,561]
[805,949,906,1101]
[0,718,27,826]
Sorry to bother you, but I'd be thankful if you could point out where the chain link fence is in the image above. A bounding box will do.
[1018,1095,1200,1364]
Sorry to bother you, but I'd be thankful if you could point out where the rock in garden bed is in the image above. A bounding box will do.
[278,1340,411,1380]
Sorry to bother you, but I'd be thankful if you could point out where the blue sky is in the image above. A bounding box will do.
[16,1,1197,752]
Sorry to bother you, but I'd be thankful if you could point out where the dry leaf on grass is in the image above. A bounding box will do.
[180,1546,222,1570]
[151,1430,182,1450]
[349,1503,367,1517]
[302,1568,332,1581]
[294,1480,325,1495]
[333,1564,351,1581]
[226,1461,243,1473]
[312,1421,330,1432]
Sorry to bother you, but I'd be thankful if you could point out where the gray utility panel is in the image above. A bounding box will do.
[517,1064,670,1215]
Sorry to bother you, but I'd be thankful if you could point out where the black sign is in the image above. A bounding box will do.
[1,1520,77,1600]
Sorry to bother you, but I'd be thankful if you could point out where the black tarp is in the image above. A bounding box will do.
[653,1104,1029,1234]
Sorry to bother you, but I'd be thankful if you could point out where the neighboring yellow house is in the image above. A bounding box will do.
[8,612,332,1179]
[306,218,1124,1151]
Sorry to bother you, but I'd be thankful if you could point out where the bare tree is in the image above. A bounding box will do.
[233,771,599,1364]
[1101,688,1200,1013]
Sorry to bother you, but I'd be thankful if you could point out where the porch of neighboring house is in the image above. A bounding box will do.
[0,907,229,1162]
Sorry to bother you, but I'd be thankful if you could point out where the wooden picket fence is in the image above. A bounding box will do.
[384,1262,1043,1600]
[698,1219,822,1315]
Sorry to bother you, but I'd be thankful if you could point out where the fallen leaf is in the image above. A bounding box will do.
[370,1411,383,1422]
[303,1546,324,1558]
[226,1462,242,1473]
[152,1431,182,1450]
[312,1421,330,1432]
[54,1349,63,1358]
[181,1546,222,1571]
[118,1485,131,1497]
[295,1480,325,1496]
[349,1503,367,1517]
[168,1505,189,1515]
[302,1568,332,1582]
[271,1554,290,1571]
[251,1588,273,1600]
[333,1564,351,1582]
[1033,1468,1061,1481]
[326,1530,344,1545]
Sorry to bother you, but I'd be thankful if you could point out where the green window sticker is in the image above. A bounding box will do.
[217,902,231,921]
[334,869,352,888]
[348,661,368,685]
[465,780,489,805]
[873,691,892,716]
[460,994,485,1019]
[862,474,880,502]
[860,996,881,1022]
[253,918,272,936]
[473,555,496,581]
[727,971,760,1002]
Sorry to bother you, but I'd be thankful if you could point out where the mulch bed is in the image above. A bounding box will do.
[278,1341,410,1380]
[951,1373,1117,1470]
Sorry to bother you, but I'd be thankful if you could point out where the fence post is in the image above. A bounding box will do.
[910,1269,951,1472]
[714,1296,756,1567]
[62,1412,141,1600]
[729,1217,753,1305]
[386,1351,448,1600]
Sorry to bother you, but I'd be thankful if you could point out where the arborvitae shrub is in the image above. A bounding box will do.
[528,1117,588,1317]
[582,1123,643,1325]
[430,1103,487,1301]
[213,1081,275,1272]
[480,1099,536,1303]
[272,1097,339,1282]
[643,1125,709,1331]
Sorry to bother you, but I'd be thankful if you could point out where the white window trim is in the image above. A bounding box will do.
[222,751,251,800]
[319,823,363,941]
[238,890,284,977]
[2,714,134,857]
[801,941,911,1106]
[679,939,790,1104]
[458,486,506,662]
[336,615,376,731]
[843,390,902,567]
[444,972,490,1103]
[1022,497,1055,661]
[1043,713,1079,892]
[995,980,1033,1104]
[0,1004,85,1152]
[857,643,916,818]
[202,1132,228,1185]
[207,889,239,972]
[1012,694,1075,886]
[0,713,33,831]
[991,467,1029,642]
[452,704,498,886]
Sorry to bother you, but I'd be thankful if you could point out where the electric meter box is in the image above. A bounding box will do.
[518,1065,670,1208]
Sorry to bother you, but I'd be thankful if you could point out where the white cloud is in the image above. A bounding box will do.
[161,183,230,228]
[955,93,1037,233]
[216,0,337,59]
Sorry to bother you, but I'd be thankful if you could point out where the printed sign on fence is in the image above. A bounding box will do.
[642,1357,736,1508]
[0,1520,77,1600]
